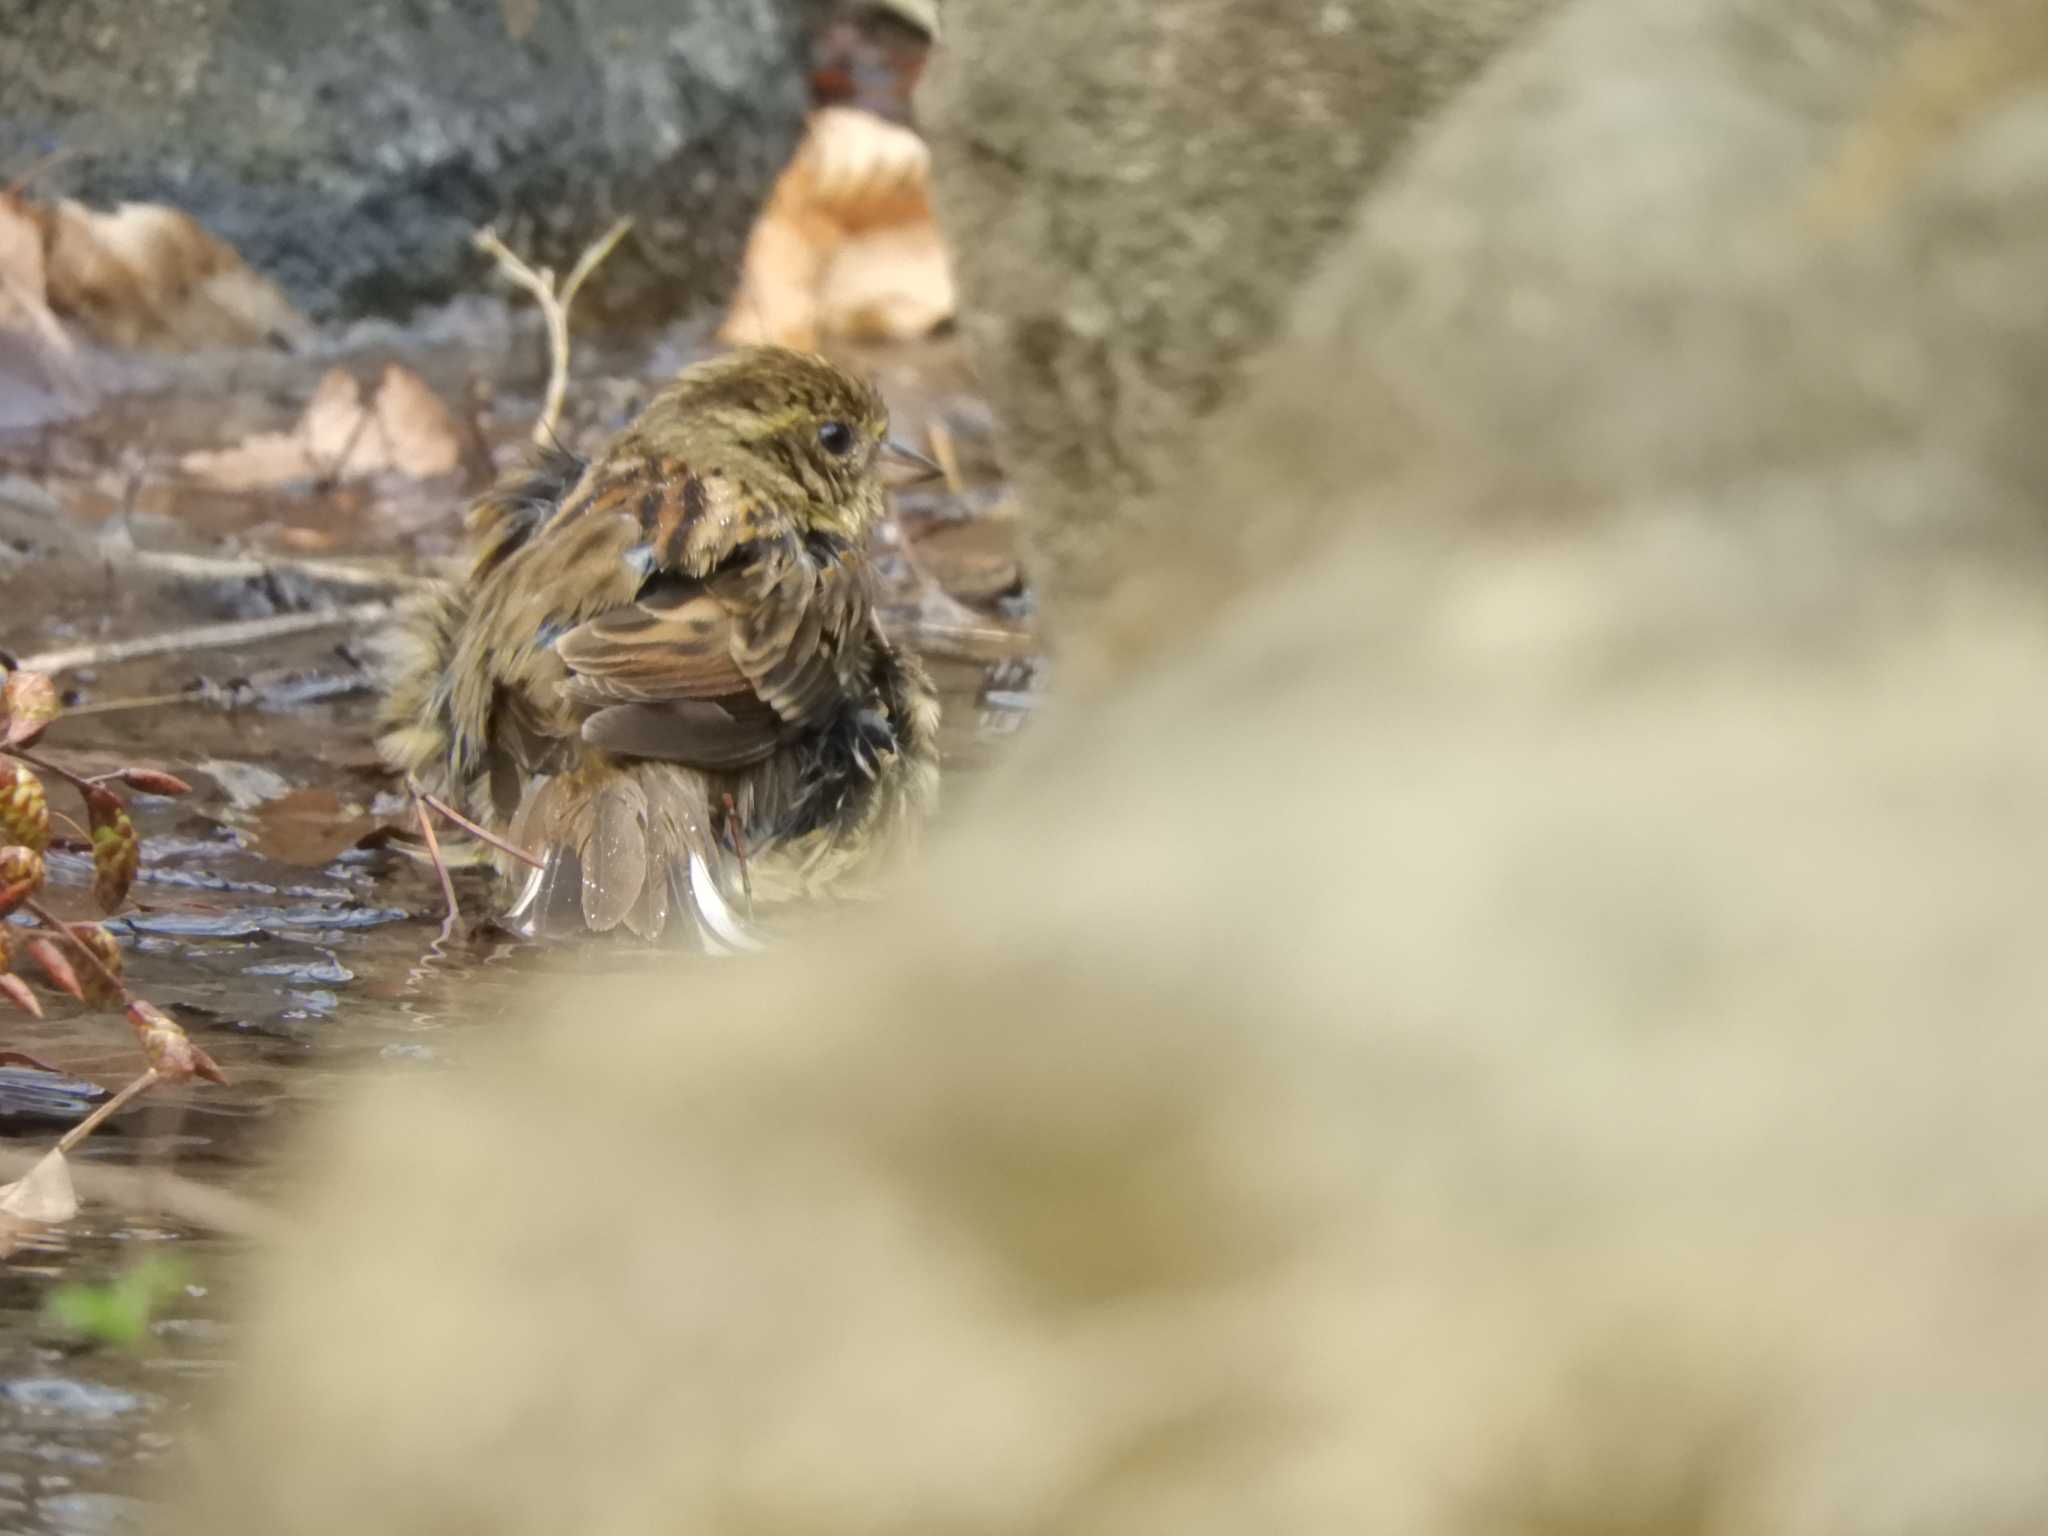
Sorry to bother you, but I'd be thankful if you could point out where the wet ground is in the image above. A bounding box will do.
[0,306,1038,1533]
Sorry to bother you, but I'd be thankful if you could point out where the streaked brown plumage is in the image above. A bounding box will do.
[380,346,940,946]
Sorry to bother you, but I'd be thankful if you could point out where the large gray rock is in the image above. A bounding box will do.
[0,0,826,321]
[918,0,1561,622]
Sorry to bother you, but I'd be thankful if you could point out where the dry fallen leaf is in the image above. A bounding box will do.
[180,364,464,489]
[819,220,956,344]
[34,197,308,353]
[246,786,383,867]
[0,193,81,401]
[0,668,61,748]
[371,363,467,478]
[803,106,933,221]
[0,193,51,327]
[911,521,1024,605]
[720,200,836,353]
[721,106,955,349]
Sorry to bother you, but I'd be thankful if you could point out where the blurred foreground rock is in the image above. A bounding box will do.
[179,1,2048,1532]
[918,0,1561,624]
[0,0,824,321]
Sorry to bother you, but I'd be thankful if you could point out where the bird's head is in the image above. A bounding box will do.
[634,346,934,540]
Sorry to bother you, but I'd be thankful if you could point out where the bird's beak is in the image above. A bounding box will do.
[880,437,946,486]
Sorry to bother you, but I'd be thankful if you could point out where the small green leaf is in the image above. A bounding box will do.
[43,1257,192,1351]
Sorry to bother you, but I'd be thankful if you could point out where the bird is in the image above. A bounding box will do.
[379,345,942,948]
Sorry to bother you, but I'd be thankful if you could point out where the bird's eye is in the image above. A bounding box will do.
[818,420,855,456]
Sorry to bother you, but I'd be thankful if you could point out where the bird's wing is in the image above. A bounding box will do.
[553,531,870,771]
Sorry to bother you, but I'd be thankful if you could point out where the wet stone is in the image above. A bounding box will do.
[0,1381,145,1421]
[241,956,353,985]
[36,1491,147,1534]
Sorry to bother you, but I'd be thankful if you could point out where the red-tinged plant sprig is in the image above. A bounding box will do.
[81,786,138,914]
[0,761,49,852]
[0,926,39,1019]
[0,671,58,749]
[64,922,126,1008]
[126,998,227,1086]
[0,667,227,1085]
[25,934,82,1001]
[108,767,193,798]
[0,844,42,919]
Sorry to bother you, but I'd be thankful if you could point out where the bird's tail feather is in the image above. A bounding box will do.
[502,766,758,950]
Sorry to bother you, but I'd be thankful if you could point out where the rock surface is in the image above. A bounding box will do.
[917,0,1561,625]
[0,0,827,321]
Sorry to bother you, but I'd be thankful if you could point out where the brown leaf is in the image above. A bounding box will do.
[0,844,44,917]
[370,364,465,478]
[0,192,48,308]
[83,784,139,913]
[818,219,956,344]
[912,521,1025,605]
[26,936,82,1002]
[1,669,61,748]
[64,923,125,1008]
[126,999,228,1086]
[0,193,91,424]
[720,107,953,349]
[33,196,307,353]
[180,364,463,490]
[247,786,383,867]
[0,761,49,852]
[717,198,835,352]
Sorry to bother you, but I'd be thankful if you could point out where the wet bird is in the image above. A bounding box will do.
[380,346,941,947]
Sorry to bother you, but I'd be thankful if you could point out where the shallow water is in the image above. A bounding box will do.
[0,311,1037,1531]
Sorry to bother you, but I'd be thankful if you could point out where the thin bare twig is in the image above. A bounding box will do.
[419,791,543,870]
[4,145,84,199]
[558,217,635,312]
[903,616,1038,662]
[722,791,754,921]
[6,744,99,797]
[54,1069,159,1156]
[121,547,443,595]
[0,268,89,404]
[313,400,377,490]
[18,597,422,676]
[43,690,206,721]
[412,786,461,933]
[473,218,634,447]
